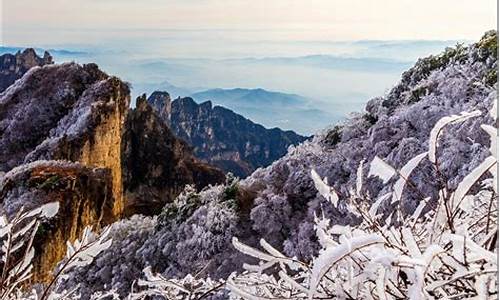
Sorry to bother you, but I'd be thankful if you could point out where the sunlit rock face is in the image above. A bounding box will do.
[0,62,129,217]
[0,161,115,283]
[0,61,129,283]
[148,93,307,178]
[0,48,53,93]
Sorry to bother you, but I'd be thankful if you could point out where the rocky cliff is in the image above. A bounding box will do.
[0,161,115,283]
[0,62,128,216]
[147,94,307,177]
[0,48,53,93]
[0,60,224,283]
[122,95,225,216]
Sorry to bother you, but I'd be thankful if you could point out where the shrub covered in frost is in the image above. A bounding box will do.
[237,31,497,261]
[129,108,498,299]
[226,110,498,299]
[0,201,113,300]
[57,181,253,299]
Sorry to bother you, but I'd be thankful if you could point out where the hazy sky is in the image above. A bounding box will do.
[2,0,497,46]
[0,0,496,134]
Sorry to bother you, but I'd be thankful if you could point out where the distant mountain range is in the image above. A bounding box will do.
[130,84,335,135]
[191,88,306,107]
[189,88,336,135]
[0,47,87,57]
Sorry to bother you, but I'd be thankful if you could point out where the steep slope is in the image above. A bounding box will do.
[0,62,129,284]
[0,48,53,93]
[240,31,497,259]
[63,31,498,298]
[147,94,307,177]
[0,60,224,283]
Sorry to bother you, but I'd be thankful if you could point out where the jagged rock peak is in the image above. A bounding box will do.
[148,93,307,177]
[0,48,53,93]
[0,61,130,282]
[15,48,53,66]
[146,91,172,126]
[122,94,225,216]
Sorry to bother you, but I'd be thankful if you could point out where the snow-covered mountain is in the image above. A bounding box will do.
[60,31,498,298]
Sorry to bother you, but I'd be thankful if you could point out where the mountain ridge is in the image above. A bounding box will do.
[148,93,307,177]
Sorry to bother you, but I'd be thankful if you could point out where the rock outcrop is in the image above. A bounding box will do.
[147,91,172,126]
[0,62,128,216]
[0,60,224,283]
[122,95,225,216]
[0,48,53,93]
[147,95,307,177]
[0,161,115,283]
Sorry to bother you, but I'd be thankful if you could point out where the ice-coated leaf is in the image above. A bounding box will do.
[259,239,285,259]
[428,110,481,164]
[356,160,364,197]
[309,234,383,298]
[315,217,337,249]
[376,267,387,300]
[40,201,60,218]
[0,216,8,227]
[444,233,496,263]
[137,266,189,293]
[368,156,396,184]
[278,271,308,293]
[368,192,392,220]
[9,247,34,279]
[451,155,496,212]
[392,152,427,203]
[243,261,275,273]
[408,197,430,226]
[63,226,113,274]
[475,275,488,299]
[233,237,276,263]
[12,219,37,241]
[402,227,421,257]
[311,169,339,207]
